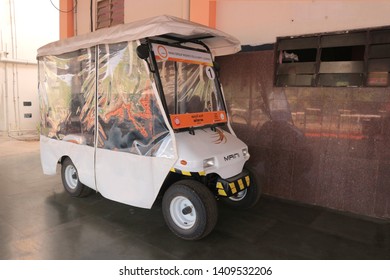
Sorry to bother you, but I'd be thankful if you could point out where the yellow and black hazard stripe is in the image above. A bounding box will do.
[216,174,250,197]
[170,168,206,177]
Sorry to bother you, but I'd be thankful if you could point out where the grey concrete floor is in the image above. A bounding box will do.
[0,135,389,260]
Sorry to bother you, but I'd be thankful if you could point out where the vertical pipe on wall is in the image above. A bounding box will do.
[0,29,9,134]
[8,0,15,133]
[8,0,21,134]
[12,0,21,133]
[74,0,78,35]
[3,63,9,134]
[90,0,93,32]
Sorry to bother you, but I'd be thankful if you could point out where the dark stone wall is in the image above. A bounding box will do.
[217,50,390,219]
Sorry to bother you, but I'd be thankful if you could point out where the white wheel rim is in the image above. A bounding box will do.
[65,165,78,190]
[228,189,247,202]
[170,196,196,229]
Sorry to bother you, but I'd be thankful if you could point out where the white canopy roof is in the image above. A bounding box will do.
[37,15,241,57]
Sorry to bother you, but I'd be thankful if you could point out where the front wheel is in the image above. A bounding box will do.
[61,157,93,197]
[162,180,218,240]
[220,167,262,209]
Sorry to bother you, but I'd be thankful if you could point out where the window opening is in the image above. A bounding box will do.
[275,27,390,87]
[96,0,124,30]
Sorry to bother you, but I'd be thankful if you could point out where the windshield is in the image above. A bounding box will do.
[153,43,227,130]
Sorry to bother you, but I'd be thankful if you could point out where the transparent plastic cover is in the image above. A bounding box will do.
[38,41,170,157]
[153,43,227,129]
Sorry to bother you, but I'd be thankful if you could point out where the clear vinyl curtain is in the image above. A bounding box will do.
[38,40,170,157]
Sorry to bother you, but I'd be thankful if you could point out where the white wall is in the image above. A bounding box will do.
[0,0,59,135]
[217,0,390,45]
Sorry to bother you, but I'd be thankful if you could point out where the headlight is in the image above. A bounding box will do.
[242,148,249,157]
[203,157,215,169]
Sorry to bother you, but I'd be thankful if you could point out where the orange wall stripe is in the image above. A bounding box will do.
[59,0,74,39]
[190,0,216,28]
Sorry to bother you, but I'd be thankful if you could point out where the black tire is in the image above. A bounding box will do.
[220,167,262,209]
[61,157,93,197]
[162,179,218,240]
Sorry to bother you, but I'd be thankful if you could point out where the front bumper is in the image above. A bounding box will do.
[216,170,250,197]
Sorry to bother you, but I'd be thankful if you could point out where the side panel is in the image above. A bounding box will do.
[95,41,176,209]
[95,149,174,208]
[38,47,96,189]
[40,135,95,188]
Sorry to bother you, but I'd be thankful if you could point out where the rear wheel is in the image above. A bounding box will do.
[61,157,93,197]
[162,180,218,240]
